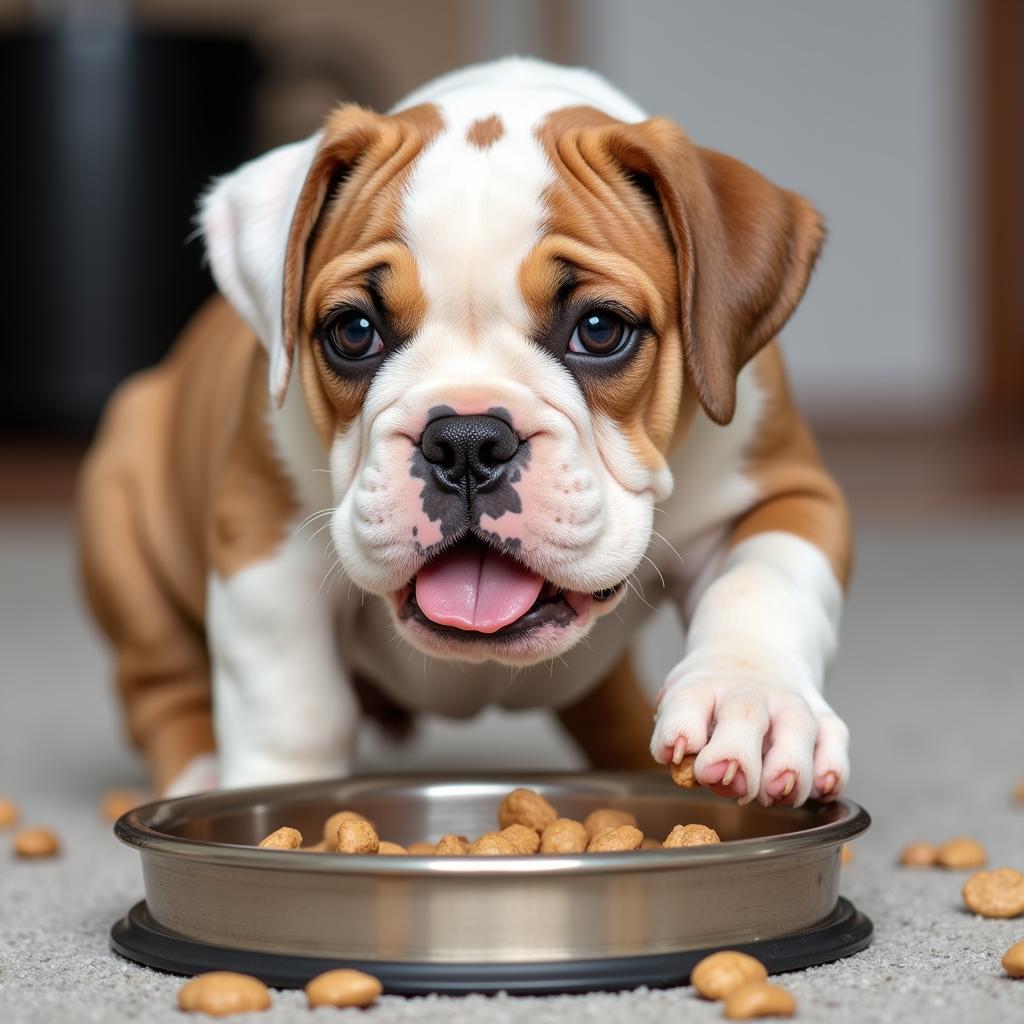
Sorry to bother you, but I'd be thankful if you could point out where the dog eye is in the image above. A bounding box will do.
[568,311,629,356]
[323,310,383,361]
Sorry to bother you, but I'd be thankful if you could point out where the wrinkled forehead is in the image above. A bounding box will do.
[304,92,677,337]
[398,102,555,331]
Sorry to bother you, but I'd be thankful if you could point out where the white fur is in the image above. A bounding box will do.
[651,531,848,805]
[207,530,360,789]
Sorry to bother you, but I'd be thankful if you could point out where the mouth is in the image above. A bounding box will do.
[396,536,624,642]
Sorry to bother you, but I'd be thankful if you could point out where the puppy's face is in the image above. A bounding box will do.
[272,103,822,665]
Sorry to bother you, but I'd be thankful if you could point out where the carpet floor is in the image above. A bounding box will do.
[1,507,1022,1023]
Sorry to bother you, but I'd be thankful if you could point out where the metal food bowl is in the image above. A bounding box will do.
[112,772,872,994]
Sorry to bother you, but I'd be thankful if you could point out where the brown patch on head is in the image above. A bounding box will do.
[466,114,504,149]
[527,105,824,471]
[280,102,444,446]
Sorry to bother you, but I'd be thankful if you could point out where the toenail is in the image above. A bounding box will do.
[722,761,739,787]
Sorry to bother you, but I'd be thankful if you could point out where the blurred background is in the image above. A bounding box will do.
[1,1,1021,834]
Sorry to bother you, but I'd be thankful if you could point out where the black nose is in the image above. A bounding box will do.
[418,414,520,501]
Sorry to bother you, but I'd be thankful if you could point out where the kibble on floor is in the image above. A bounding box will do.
[2,503,1024,1023]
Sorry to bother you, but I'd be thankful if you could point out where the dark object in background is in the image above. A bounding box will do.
[0,23,260,437]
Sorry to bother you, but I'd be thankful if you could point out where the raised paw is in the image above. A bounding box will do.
[651,678,848,807]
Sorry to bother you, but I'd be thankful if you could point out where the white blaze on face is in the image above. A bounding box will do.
[399,96,553,334]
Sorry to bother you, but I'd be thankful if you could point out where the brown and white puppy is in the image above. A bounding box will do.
[78,58,850,806]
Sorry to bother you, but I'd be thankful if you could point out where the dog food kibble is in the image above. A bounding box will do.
[670,754,699,789]
[724,982,797,1019]
[305,968,383,1008]
[1015,780,1024,805]
[434,834,470,855]
[583,807,638,839]
[100,788,149,823]
[936,836,988,869]
[587,824,643,852]
[0,796,21,830]
[540,818,589,854]
[469,832,519,855]
[691,951,768,1000]
[258,827,303,850]
[178,972,271,1015]
[962,868,1024,919]
[664,823,721,848]
[501,823,541,854]
[1003,940,1024,978]
[12,827,59,858]
[497,788,558,833]
[899,841,938,868]
[336,818,379,854]
[248,787,747,859]
[321,810,369,846]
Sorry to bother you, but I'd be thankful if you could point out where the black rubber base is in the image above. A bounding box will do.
[111,899,872,996]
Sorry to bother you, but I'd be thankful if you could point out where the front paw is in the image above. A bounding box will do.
[650,676,849,807]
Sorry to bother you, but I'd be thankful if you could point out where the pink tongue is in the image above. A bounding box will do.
[415,544,545,633]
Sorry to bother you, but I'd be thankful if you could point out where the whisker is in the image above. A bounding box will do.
[313,557,342,603]
[304,520,335,549]
[639,553,667,590]
[649,529,685,568]
[624,575,656,613]
[291,507,335,539]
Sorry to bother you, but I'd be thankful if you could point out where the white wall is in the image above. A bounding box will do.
[475,0,979,420]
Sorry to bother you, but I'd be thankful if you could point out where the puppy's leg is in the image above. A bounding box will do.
[651,349,851,806]
[208,530,360,789]
[78,394,216,796]
[558,649,655,770]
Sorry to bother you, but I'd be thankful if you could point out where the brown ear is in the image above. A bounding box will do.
[278,103,442,406]
[277,105,388,406]
[602,117,825,425]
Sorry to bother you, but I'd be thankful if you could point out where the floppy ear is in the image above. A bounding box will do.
[198,132,322,402]
[601,117,825,425]
[199,105,388,405]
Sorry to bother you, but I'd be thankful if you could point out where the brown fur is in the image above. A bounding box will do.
[77,300,257,788]
[556,648,656,770]
[526,108,682,474]
[283,103,443,426]
[77,106,444,789]
[731,346,853,586]
[531,106,825,439]
[466,114,504,149]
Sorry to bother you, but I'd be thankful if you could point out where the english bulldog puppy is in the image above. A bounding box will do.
[78,57,851,806]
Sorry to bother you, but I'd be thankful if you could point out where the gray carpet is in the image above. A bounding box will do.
[2,507,1023,1023]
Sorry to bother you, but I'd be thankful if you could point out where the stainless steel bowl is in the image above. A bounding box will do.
[112,772,871,993]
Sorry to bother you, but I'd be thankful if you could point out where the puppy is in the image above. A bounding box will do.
[78,57,850,805]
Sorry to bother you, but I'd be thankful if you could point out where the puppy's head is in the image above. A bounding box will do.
[202,95,823,665]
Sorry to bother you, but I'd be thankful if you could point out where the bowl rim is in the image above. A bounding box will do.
[114,771,870,876]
